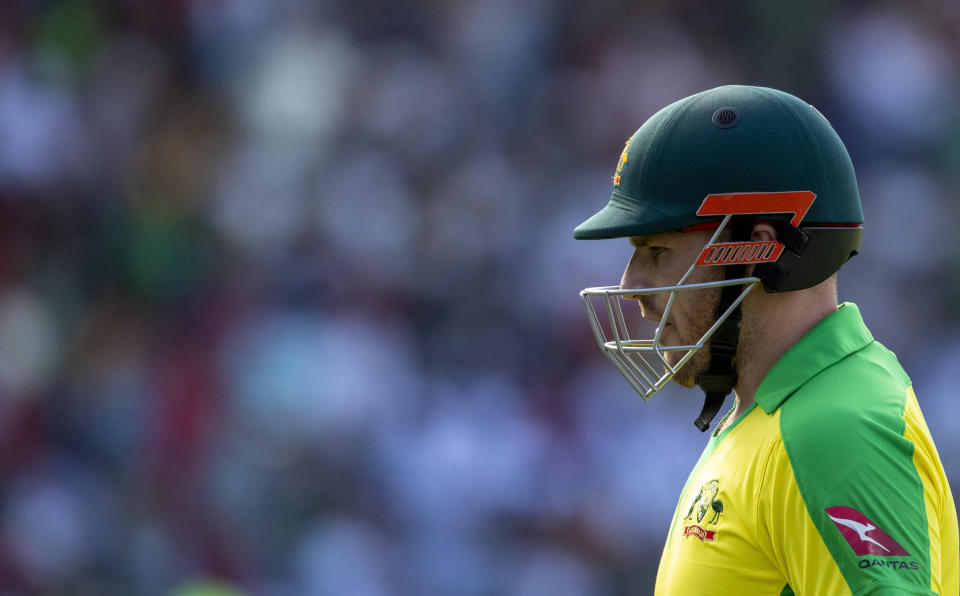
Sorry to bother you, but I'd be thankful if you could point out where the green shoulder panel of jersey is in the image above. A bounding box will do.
[778,332,955,594]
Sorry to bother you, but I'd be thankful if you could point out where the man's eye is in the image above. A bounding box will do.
[649,247,667,258]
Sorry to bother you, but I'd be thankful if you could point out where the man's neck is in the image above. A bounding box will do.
[714,280,838,434]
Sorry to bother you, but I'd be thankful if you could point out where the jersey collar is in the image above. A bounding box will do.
[753,302,874,414]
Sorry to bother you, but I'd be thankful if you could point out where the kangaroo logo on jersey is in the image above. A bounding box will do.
[825,505,910,556]
[681,479,724,542]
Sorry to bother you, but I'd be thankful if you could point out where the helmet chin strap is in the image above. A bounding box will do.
[693,220,751,432]
[693,279,744,431]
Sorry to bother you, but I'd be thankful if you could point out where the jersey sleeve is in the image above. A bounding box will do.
[902,387,959,596]
[757,365,955,595]
[755,432,851,595]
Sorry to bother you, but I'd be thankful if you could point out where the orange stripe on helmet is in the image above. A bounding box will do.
[696,191,816,227]
[694,241,784,266]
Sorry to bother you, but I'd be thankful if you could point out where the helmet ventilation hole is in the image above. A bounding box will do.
[712,107,740,129]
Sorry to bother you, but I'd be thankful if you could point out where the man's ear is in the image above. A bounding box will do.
[745,222,778,279]
[750,222,777,243]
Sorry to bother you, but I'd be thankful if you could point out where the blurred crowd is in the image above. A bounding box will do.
[0,0,958,594]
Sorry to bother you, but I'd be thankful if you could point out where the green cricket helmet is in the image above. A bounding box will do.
[575,85,863,430]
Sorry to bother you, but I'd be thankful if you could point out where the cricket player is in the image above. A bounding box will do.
[574,85,958,595]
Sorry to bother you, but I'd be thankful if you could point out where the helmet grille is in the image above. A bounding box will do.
[712,107,740,129]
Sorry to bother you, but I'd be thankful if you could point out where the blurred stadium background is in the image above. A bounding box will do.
[0,0,958,594]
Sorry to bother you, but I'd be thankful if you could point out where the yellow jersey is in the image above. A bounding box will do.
[655,304,959,595]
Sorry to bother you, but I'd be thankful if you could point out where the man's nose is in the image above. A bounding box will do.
[619,252,660,322]
[619,250,650,298]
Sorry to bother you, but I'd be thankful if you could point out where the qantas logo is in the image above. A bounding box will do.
[825,506,910,557]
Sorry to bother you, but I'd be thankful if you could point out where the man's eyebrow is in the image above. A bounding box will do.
[629,237,648,247]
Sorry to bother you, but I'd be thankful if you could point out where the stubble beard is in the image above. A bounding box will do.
[666,319,716,389]
[664,281,725,389]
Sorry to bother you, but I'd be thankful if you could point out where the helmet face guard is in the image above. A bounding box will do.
[579,191,851,401]
[580,212,760,399]
[580,279,758,400]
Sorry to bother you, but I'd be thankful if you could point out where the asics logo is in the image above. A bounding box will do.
[693,191,816,267]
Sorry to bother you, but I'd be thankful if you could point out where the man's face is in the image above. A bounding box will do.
[619,229,724,387]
